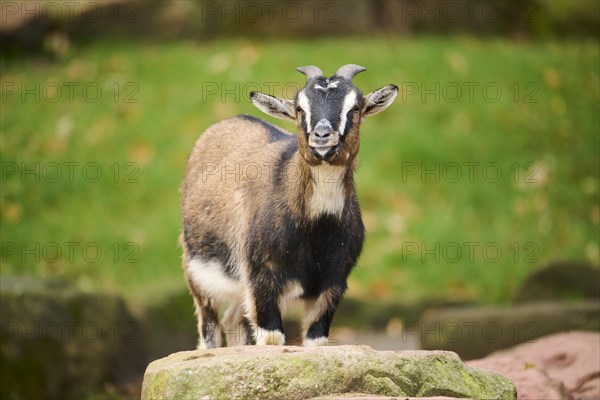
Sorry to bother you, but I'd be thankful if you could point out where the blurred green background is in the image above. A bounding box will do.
[1,0,599,398]
[2,36,599,303]
[2,1,598,305]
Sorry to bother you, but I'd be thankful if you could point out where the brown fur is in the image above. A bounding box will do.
[181,116,357,252]
[180,69,398,348]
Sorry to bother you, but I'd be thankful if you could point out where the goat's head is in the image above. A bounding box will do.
[250,64,398,165]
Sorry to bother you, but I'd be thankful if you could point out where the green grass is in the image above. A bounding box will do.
[1,36,598,305]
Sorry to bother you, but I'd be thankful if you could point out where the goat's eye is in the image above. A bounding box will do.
[295,106,303,114]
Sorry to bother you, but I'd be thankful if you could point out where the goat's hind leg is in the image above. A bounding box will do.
[185,273,222,349]
[181,236,222,349]
[222,302,255,346]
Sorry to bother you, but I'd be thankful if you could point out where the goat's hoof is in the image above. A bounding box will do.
[255,329,285,346]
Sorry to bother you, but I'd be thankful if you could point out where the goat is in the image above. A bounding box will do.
[181,64,398,348]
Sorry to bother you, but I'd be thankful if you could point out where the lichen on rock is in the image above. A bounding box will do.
[141,345,516,400]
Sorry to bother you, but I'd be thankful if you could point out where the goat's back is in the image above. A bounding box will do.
[181,115,296,262]
[183,114,294,192]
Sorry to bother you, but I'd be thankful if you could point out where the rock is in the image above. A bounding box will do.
[419,301,600,360]
[468,331,600,400]
[312,395,470,399]
[514,261,600,303]
[470,356,566,399]
[141,345,516,400]
[0,276,145,400]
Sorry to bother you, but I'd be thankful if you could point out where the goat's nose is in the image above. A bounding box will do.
[314,119,334,138]
[314,125,333,138]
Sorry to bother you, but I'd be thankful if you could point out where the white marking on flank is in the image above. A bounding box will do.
[188,257,244,304]
[338,91,357,136]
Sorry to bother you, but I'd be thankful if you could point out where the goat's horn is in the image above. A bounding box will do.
[334,64,367,81]
[296,66,324,80]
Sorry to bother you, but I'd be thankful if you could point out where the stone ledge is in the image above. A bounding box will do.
[141,345,516,400]
[419,300,600,360]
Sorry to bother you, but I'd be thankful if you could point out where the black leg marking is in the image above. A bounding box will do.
[305,307,336,341]
[303,287,344,346]
[251,287,285,345]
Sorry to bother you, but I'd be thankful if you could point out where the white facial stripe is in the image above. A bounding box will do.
[298,91,312,132]
[338,91,357,136]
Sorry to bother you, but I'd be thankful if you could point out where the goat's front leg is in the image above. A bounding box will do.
[302,287,343,346]
[246,286,285,346]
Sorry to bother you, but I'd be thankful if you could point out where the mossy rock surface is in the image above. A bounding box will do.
[141,345,516,400]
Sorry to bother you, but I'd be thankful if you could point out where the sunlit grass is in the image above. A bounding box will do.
[1,36,598,305]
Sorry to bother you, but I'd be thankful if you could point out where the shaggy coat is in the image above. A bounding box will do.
[181,65,398,348]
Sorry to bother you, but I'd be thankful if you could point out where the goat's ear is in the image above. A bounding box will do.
[250,91,295,120]
[362,84,398,119]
